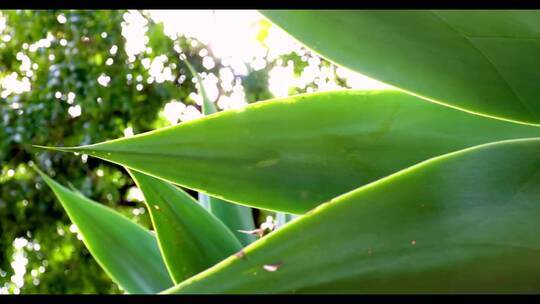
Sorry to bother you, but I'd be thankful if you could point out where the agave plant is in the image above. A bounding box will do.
[33,10,540,294]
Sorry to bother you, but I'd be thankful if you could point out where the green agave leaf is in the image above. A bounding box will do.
[128,169,243,284]
[262,10,540,125]
[184,59,217,115]
[185,59,257,245]
[165,138,540,293]
[206,197,257,246]
[37,90,540,214]
[34,167,173,294]
[276,212,297,228]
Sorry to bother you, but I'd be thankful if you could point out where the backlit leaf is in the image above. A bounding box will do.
[165,138,540,293]
[37,90,540,214]
[35,167,173,294]
[262,10,540,125]
[128,169,243,284]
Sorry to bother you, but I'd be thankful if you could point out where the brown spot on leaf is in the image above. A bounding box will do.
[234,249,247,260]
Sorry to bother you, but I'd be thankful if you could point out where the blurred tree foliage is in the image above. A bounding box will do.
[0,10,345,294]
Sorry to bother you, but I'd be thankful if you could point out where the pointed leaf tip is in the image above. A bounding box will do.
[38,168,173,293]
[127,169,243,284]
[31,144,82,153]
